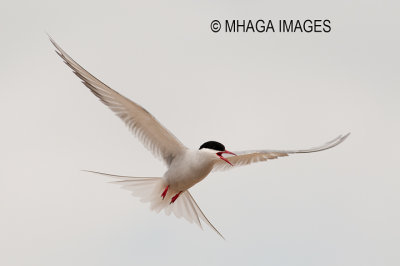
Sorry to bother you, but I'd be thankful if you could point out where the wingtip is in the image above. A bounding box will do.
[81,169,92,173]
[329,132,350,148]
[47,34,63,54]
[81,169,101,175]
[337,132,351,144]
[46,32,56,45]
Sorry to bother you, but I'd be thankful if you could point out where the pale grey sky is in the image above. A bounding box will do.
[1,0,399,265]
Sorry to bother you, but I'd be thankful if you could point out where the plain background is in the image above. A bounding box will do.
[1,1,399,265]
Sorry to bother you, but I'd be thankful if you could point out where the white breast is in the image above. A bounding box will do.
[164,149,215,191]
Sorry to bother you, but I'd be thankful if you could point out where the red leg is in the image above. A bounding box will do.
[170,191,182,204]
[161,185,169,199]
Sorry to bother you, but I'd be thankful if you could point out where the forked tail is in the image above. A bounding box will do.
[84,170,224,239]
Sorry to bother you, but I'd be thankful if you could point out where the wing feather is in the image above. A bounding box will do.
[213,133,350,171]
[50,37,187,166]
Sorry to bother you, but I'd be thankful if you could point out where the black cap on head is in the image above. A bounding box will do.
[199,141,225,151]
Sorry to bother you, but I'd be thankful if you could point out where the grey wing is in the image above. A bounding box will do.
[213,133,350,171]
[49,37,187,166]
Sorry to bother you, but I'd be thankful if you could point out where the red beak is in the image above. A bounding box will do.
[216,150,237,166]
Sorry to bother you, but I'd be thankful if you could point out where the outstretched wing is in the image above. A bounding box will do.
[213,133,350,171]
[49,37,187,166]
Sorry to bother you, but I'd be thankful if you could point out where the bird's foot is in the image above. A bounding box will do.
[161,185,169,199]
[170,191,182,204]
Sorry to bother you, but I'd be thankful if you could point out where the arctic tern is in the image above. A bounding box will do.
[50,37,349,239]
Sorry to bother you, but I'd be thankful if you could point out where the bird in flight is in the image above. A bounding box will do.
[50,37,349,239]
